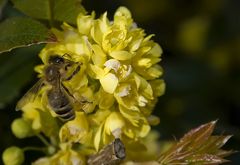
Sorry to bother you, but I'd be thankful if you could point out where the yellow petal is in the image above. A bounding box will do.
[77,12,95,35]
[109,51,133,61]
[98,88,115,109]
[123,128,134,139]
[89,108,111,125]
[92,44,106,67]
[137,74,153,99]
[59,112,89,143]
[114,7,132,21]
[104,112,125,135]
[139,124,151,137]
[150,79,166,97]
[33,157,50,165]
[91,20,103,45]
[130,38,142,52]
[94,123,104,151]
[34,65,44,76]
[65,36,91,58]
[137,58,152,68]
[89,64,105,79]
[114,6,133,27]
[148,43,163,58]
[100,12,109,33]
[91,12,109,45]
[147,65,163,78]
[119,105,140,127]
[23,109,41,131]
[100,73,119,94]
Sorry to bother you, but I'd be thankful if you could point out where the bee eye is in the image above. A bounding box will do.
[49,55,64,64]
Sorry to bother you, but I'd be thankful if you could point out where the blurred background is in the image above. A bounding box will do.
[0,0,239,164]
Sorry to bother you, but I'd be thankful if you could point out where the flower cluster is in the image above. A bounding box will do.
[4,7,165,164]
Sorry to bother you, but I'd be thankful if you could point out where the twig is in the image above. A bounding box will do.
[87,138,126,165]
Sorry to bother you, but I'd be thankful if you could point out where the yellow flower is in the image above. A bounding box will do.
[93,111,125,151]
[38,6,163,150]
[125,131,161,161]
[33,146,85,165]
[77,12,95,35]
[50,149,85,165]
[32,157,50,165]
[21,95,59,136]
[132,42,163,80]
[13,6,164,163]
[59,112,90,144]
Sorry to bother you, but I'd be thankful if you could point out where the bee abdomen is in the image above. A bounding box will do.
[53,104,75,121]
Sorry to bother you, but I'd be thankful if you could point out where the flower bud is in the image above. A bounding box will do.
[11,118,33,139]
[2,146,24,165]
[47,146,56,155]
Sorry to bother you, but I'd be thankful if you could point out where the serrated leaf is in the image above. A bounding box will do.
[186,154,229,164]
[0,17,56,53]
[11,0,86,25]
[198,135,232,154]
[158,121,233,165]
[180,121,216,143]
[180,120,217,151]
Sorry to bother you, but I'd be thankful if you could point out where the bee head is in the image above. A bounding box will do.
[48,55,65,65]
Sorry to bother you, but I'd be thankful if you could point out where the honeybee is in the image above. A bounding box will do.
[16,54,81,121]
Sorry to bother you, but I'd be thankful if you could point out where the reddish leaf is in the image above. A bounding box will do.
[158,121,233,165]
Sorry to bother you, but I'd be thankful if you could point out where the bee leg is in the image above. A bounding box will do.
[61,82,75,99]
[79,97,93,104]
[61,81,92,108]
[64,65,81,81]
[61,82,92,103]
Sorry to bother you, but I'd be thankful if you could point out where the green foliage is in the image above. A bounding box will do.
[0,17,56,53]
[52,0,86,24]
[0,0,7,16]
[158,121,233,165]
[0,0,86,53]
[11,0,51,19]
[11,0,86,24]
[0,45,42,108]
[0,0,86,108]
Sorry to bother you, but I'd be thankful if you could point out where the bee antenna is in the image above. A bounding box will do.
[62,53,71,59]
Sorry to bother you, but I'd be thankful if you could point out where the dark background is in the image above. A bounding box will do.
[0,0,239,164]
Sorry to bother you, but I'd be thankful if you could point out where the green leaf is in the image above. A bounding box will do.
[158,121,233,165]
[0,0,7,18]
[0,0,6,8]
[11,0,86,25]
[0,17,56,53]
[0,45,43,109]
[53,0,86,24]
[11,0,51,19]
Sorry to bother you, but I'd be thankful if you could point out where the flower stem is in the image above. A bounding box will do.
[36,134,51,146]
[23,147,45,152]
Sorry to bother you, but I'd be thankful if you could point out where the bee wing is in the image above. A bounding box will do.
[16,79,45,111]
